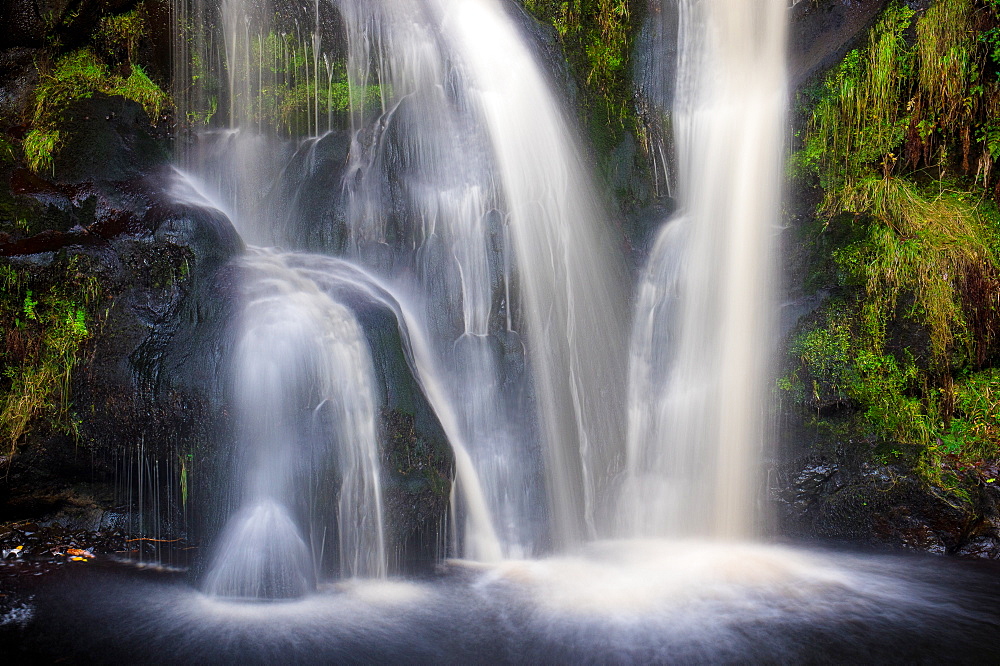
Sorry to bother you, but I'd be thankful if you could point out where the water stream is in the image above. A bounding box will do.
[6,0,1000,659]
[619,0,786,538]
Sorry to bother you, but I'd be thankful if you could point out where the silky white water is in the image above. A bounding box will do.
[203,248,388,597]
[336,0,628,556]
[176,0,783,597]
[619,0,787,538]
[32,1,998,660]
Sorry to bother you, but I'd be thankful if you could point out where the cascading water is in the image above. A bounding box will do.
[178,0,781,588]
[335,0,628,556]
[173,0,628,564]
[618,0,787,539]
[202,247,388,597]
[13,1,1000,661]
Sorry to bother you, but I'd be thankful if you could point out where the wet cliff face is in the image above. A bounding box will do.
[773,0,1000,559]
[0,0,270,543]
[0,1,454,572]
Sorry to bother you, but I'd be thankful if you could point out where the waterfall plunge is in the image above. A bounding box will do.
[620,0,787,539]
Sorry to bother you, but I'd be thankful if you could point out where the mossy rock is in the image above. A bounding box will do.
[47,93,167,184]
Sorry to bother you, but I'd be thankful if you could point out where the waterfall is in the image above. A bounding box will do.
[619,0,787,538]
[203,248,387,598]
[336,0,628,555]
[442,0,629,548]
[335,0,533,559]
[174,0,782,593]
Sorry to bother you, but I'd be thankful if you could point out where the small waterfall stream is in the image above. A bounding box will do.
[620,0,787,539]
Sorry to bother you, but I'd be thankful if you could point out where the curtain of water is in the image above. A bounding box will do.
[174,0,630,576]
[442,0,629,549]
[619,0,787,539]
[172,0,392,595]
[335,0,535,559]
[202,248,387,598]
[336,0,628,555]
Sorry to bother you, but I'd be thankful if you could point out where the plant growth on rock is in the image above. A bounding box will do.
[23,4,169,173]
[787,0,1000,495]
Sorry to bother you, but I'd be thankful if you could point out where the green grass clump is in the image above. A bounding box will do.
[789,1,1000,487]
[95,5,146,62]
[25,47,169,172]
[834,176,994,364]
[22,129,60,174]
[793,3,915,194]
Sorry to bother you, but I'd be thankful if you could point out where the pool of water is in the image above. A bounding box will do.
[4,540,999,663]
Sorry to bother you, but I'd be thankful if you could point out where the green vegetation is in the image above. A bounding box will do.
[23,3,169,173]
[788,1,1000,488]
[25,48,169,172]
[522,0,638,163]
[95,6,146,62]
[0,258,99,460]
[178,24,380,135]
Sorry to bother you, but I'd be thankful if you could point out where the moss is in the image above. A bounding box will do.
[184,28,374,136]
[521,0,641,178]
[787,2,1000,491]
[95,5,146,62]
[833,176,995,364]
[25,48,169,172]
[0,257,101,460]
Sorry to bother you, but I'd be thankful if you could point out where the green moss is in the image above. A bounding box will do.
[792,3,915,192]
[788,2,1000,491]
[521,0,639,171]
[0,258,100,458]
[95,5,146,62]
[26,43,169,173]
[833,176,994,364]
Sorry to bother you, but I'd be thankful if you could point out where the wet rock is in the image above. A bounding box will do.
[262,130,353,252]
[0,48,40,123]
[2,161,244,549]
[773,415,1000,558]
[789,0,889,87]
[956,535,1000,559]
[52,95,169,186]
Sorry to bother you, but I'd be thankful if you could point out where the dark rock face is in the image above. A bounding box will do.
[0,58,245,539]
[0,0,138,50]
[788,0,889,86]
[351,291,453,570]
[1,186,244,538]
[262,130,353,252]
[0,47,41,124]
[772,418,1000,559]
[51,94,170,185]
